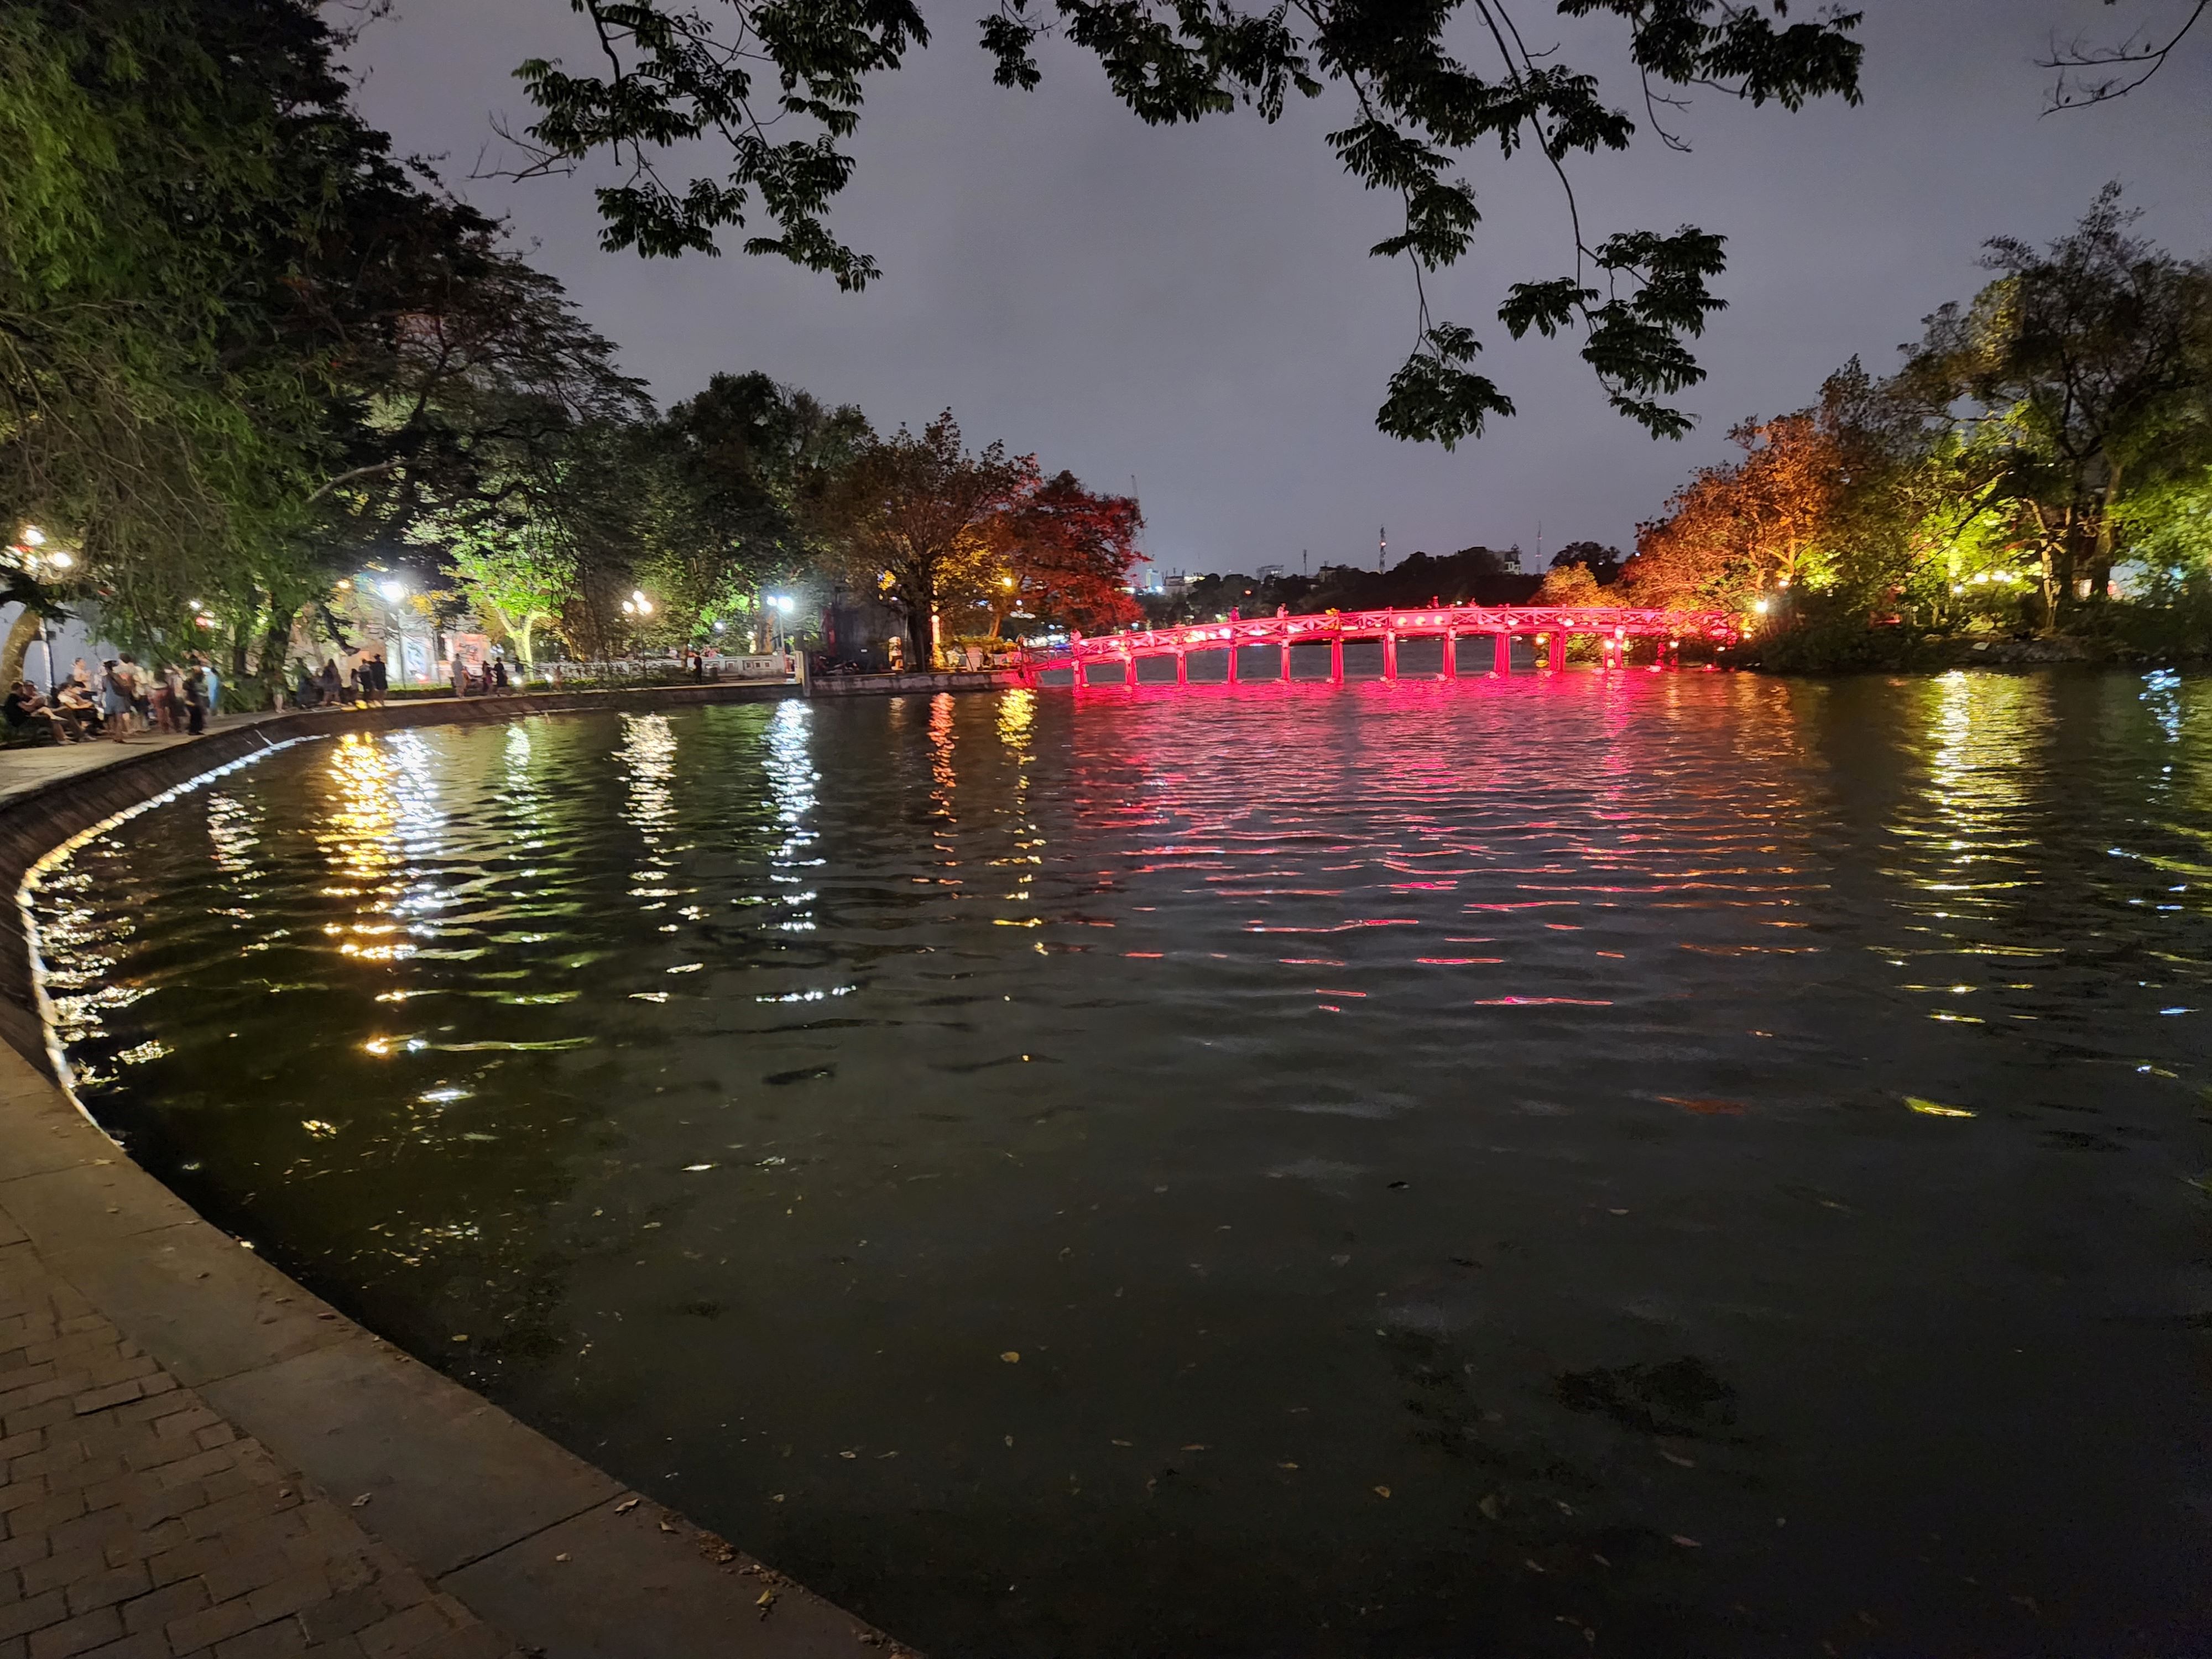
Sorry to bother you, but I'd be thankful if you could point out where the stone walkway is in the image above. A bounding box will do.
[0,685,919,1657]
[0,736,207,812]
[0,1243,516,1659]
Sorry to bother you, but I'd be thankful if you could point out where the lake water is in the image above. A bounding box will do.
[27,671,2212,1656]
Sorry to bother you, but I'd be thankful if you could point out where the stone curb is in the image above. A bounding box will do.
[0,687,927,1657]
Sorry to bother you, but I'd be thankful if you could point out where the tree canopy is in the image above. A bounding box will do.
[504,0,1867,446]
[1621,192,2212,655]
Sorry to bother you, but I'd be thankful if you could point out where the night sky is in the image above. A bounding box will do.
[346,2,2209,578]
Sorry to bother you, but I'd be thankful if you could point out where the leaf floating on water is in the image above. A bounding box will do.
[1000,1351,1020,1364]
[682,1163,716,1172]
[1658,1449,1696,1468]
[1478,1493,1503,1521]
[1671,1535,1702,1548]
[1373,1484,1391,1499]
[1906,1097,1975,1118]
[1662,1097,1745,1116]
[1182,1444,1208,1452]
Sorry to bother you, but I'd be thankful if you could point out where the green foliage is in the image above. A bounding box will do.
[1634,192,2212,666]
[2,0,650,687]
[1899,184,2212,617]
[1376,325,1512,449]
[512,0,1865,442]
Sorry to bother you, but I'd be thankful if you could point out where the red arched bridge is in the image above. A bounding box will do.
[1021,604,1743,685]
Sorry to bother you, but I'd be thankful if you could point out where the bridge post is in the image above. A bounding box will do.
[1225,638,1239,684]
[1493,632,1511,676]
[1281,637,1293,682]
[1548,633,1566,673]
[1442,630,1457,680]
[1383,630,1397,680]
[1329,637,1344,683]
[1175,650,1187,686]
[1121,646,1135,685]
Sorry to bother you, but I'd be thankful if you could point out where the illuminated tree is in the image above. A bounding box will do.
[1534,562,1601,605]
[993,472,1144,637]
[1900,187,2212,619]
[812,413,1036,662]
[1625,408,1842,608]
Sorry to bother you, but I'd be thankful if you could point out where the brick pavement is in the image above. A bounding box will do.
[0,1246,520,1659]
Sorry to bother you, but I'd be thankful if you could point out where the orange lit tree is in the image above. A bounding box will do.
[989,472,1145,638]
[1624,409,1842,609]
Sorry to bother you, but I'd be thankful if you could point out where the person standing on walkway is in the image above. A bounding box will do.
[193,653,220,719]
[316,657,343,706]
[100,659,133,739]
[116,655,148,732]
[365,652,387,705]
[181,660,207,734]
[159,662,186,732]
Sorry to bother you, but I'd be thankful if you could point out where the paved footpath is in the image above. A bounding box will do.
[0,1241,515,1659]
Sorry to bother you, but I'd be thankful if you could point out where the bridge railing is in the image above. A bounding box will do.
[1032,604,1740,667]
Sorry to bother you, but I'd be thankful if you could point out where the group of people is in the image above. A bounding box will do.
[450,654,509,696]
[3,654,221,745]
[289,653,388,708]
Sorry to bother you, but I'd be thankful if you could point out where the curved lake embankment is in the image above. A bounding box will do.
[0,685,915,1659]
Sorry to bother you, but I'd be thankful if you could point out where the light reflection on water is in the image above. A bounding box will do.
[25,674,2212,1658]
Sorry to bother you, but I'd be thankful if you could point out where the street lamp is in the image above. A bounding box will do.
[379,577,406,603]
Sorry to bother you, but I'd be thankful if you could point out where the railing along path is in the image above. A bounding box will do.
[1024,604,1741,684]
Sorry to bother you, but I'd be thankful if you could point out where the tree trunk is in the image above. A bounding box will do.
[0,608,44,690]
[258,605,298,682]
[2089,456,2122,599]
[905,572,934,666]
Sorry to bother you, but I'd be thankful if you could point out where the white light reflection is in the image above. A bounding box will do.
[762,702,820,935]
[316,732,446,966]
[619,713,686,912]
[1881,670,2054,1015]
[992,690,1044,912]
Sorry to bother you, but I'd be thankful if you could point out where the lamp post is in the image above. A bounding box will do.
[764,594,797,656]
[365,574,411,683]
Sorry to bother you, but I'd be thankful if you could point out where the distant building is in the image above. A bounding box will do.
[1255,563,1285,582]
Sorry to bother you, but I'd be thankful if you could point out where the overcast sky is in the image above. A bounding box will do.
[343,2,2210,579]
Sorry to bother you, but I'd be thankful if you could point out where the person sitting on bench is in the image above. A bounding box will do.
[4,681,73,743]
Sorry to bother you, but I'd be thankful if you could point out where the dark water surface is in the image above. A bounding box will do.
[27,671,2212,1656]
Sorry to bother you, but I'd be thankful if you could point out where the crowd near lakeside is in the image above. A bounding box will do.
[3,653,219,745]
